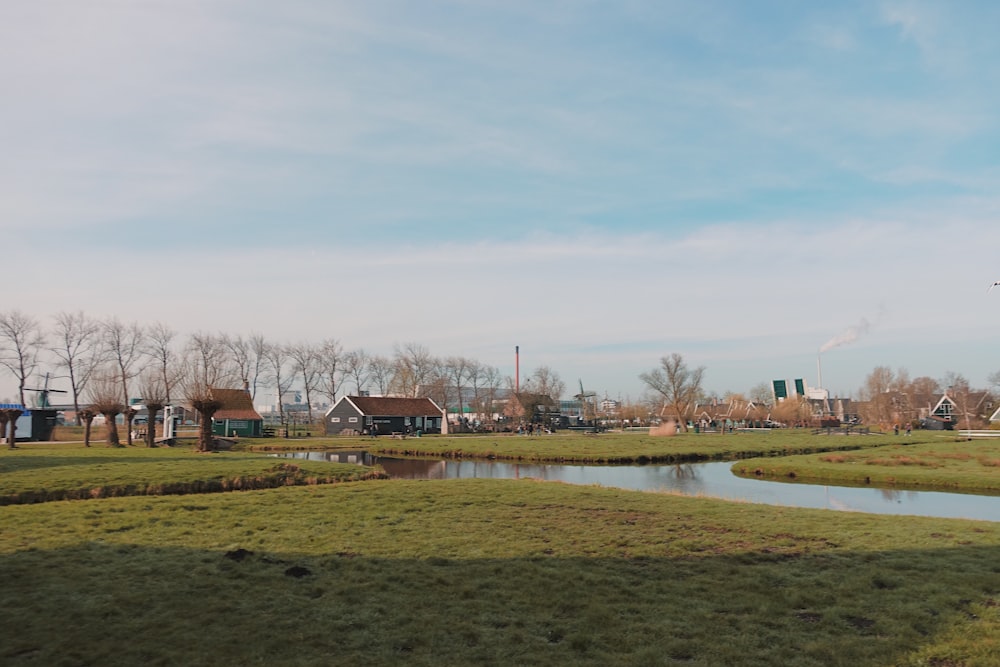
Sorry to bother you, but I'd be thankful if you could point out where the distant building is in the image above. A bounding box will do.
[325,396,445,436]
[211,388,265,438]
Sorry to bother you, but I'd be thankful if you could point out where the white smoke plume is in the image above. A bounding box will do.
[820,317,872,353]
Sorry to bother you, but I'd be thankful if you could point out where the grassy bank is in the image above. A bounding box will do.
[0,443,381,504]
[733,439,1000,494]
[2,478,998,666]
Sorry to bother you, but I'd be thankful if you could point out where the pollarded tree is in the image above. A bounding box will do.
[0,408,14,449]
[79,408,96,448]
[138,372,167,448]
[187,382,223,453]
[640,353,705,431]
[182,332,236,453]
[88,374,125,448]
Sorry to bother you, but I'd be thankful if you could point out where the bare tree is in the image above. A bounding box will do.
[640,353,705,430]
[858,366,897,425]
[368,355,393,396]
[443,356,472,428]
[247,333,269,401]
[941,373,984,430]
[185,332,234,388]
[523,365,565,403]
[391,342,437,398]
[220,333,256,395]
[988,369,1000,392]
[468,362,503,428]
[50,311,105,424]
[340,348,369,397]
[146,322,181,404]
[288,341,321,423]
[316,338,345,403]
[747,383,773,406]
[770,395,812,426]
[88,373,125,448]
[103,318,145,413]
[261,342,295,426]
[0,310,47,408]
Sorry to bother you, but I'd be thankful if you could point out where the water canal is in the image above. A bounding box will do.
[278,451,1000,523]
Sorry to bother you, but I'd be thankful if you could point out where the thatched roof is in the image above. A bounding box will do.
[211,388,263,421]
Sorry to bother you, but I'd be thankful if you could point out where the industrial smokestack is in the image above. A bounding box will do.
[515,345,520,395]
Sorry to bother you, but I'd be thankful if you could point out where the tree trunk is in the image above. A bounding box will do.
[6,410,22,448]
[102,412,122,447]
[124,407,137,446]
[197,410,218,452]
[145,404,163,448]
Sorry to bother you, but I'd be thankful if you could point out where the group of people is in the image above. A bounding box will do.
[516,423,550,436]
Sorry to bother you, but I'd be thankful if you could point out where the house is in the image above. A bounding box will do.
[325,396,446,436]
[928,390,992,429]
[0,403,57,442]
[210,388,265,438]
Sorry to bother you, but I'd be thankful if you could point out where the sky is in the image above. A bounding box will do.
[4,0,1000,404]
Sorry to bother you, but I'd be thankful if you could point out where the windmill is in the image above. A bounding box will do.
[575,380,597,424]
[23,373,68,408]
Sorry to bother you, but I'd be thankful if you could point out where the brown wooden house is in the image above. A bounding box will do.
[210,388,265,437]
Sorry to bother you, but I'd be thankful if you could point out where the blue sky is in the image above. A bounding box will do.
[4,1,1000,402]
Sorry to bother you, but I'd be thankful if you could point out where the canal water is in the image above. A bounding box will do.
[278,451,1000,523]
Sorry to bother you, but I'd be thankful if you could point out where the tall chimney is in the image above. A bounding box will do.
[515,345,520,395]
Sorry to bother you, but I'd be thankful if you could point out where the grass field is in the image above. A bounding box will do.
[2,432,999,665]
[360,429,940,463]
[0,443,381,504]
[733,439,1000,493]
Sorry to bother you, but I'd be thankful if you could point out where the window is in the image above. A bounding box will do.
[331,417,341,423]
[349,417,359,423]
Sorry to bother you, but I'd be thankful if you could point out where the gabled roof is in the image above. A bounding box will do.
[335,396,443,417]
[212,388,263,421]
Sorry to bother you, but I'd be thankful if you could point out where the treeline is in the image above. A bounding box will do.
[0,310,573,432]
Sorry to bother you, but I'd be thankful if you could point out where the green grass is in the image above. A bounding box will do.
[733,439,1000,493]
[0,443,380,504]
[365,429,922,463]
[2,478,999,666]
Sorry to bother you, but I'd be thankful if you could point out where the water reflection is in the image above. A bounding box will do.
[279,451,1000,522]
